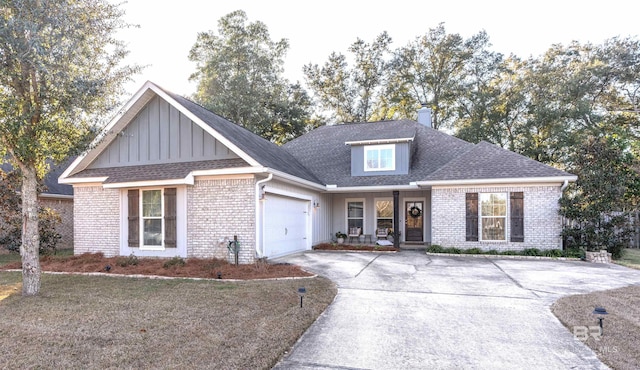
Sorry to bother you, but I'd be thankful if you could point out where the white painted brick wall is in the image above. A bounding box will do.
[187,178,256,263]
[431,185,562,251]
[73,186,120,256]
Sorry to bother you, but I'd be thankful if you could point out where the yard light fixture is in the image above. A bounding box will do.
[592,307,608,335]
[298,287,306,308]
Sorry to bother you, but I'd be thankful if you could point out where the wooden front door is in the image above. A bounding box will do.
[405,201,424,242]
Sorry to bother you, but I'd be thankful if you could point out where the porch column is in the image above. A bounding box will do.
[393,190,399,248]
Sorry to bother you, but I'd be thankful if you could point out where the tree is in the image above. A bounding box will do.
[559,136,640,258]
[0,0,139,295]
[189,10,313,144]
[304,32,392,123]
[387,24,492,130]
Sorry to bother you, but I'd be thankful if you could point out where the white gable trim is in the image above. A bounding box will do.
[59,81,261,183]
[345,137,414,146]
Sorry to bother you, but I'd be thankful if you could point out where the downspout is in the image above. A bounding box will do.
[560,179,569,250]
[255,173,273,258]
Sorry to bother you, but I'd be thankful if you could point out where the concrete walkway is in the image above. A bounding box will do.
[272,251,640,369]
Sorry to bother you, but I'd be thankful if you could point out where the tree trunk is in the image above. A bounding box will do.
[20,165,41,296]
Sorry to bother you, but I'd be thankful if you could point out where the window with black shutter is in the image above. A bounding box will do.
[128,188,178,249]
[466,193,478,242]
[510,192,524,242]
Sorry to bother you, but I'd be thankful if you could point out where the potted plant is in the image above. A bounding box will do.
[387,228,400,243]
[335,231,347,244]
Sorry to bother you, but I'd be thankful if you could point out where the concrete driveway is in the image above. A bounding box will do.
[272,251,640,369]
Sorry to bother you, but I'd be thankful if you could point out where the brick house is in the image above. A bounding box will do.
[59,81,576,262]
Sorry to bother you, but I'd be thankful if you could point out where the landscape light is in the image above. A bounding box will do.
[592,307,608,335]
[298,287,306,308]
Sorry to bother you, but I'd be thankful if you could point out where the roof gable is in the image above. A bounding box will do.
[61,82,321,185]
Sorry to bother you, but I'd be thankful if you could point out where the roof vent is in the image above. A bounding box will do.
[417,104,432,128]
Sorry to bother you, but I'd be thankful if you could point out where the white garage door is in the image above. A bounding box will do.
[263,195,309,258]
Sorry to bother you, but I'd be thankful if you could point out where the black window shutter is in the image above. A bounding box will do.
[510,192,524,242]
[164,188,177,248]
[128,189,139,247]
[465,193,478,242]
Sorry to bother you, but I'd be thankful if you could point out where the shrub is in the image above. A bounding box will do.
[562,248,585,259]
[543,249,563,257]
[463,247,483,254]
[426,244,444,253]
[116,254,139,267]
[500,250,518,255]
[445,247,462,254]
[522,248,542,256]
[163,256,186,269]
[484,249,499,255]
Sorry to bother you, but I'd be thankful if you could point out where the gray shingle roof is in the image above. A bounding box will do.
[283,120,474,187]
[2,158,74,196]
[72,159,248,183]
[283,121,572,187]
[422,141,571,181]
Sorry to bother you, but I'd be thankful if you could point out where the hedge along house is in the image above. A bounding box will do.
[59,81,576,263]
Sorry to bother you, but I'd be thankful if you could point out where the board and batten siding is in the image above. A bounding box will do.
[90,95,239,168]
[350,142,411,176]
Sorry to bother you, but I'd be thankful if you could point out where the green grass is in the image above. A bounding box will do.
[0,272,337,369]
[615,248,640,270]
[0,248,73,267]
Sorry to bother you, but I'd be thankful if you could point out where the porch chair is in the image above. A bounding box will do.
[376,228,388,240]
[348,227,361,243]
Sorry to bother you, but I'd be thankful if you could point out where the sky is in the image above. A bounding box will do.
[113,0,640,99]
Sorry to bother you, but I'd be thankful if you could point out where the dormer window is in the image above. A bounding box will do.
[364,144,395,172]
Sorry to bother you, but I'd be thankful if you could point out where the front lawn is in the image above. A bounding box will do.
[0,272,336,369]
[552,285,640,370]
[614,248,640,270]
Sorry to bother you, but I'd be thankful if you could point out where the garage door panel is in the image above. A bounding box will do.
[264,195,309,258]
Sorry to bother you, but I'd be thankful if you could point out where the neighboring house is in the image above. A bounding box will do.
[59,81,576,263]
[1,160,74,249]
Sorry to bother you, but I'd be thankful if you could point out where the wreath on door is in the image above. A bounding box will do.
[409,206,422,218]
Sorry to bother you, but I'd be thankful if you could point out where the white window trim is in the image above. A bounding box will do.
[364,144,395,172]
[140,188,165,251]
[479,192,508,242]
[374,197,394,232]
[345,198,365,234]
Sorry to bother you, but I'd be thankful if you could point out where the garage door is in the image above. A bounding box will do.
[263,195,309,258]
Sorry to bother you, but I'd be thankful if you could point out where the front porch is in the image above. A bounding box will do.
[327,190,432,247]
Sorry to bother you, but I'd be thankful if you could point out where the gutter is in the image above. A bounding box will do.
[417,175,578,187]
[561,179,569,191]
[255,173,273,258]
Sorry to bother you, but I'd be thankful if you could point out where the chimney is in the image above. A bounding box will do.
[417,104,432,128]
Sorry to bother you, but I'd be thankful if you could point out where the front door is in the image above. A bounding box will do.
[405,201,424,242]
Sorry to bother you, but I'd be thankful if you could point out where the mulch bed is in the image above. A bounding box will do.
[0,252,313,280]
[312,242,399,252]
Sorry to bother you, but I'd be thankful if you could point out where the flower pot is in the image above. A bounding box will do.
[337,237,344,244]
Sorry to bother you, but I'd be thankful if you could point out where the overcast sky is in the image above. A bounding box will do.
[114,0,640,99]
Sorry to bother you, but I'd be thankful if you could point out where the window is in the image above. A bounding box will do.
[347,200,364,231]
[128,188,177,249]
[375,199,393,232]
[480,193,507,241]
[364,144,395,171]
[142,190,163,247]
